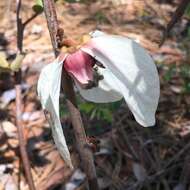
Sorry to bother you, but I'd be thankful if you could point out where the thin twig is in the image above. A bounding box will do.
[15,0,36,190]
[160,0,190,46]
[42,0,99,189]
[16,0,23,52]
[42,0,60,56]
[164,140,190,168]
[23,12,39,27]
[15,85,36,190]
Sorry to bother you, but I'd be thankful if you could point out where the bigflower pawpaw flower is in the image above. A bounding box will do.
[37,30,160,168]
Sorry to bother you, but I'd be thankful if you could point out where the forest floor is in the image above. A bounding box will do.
[0,0,190,190]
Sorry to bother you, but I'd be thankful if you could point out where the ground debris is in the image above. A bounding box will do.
[0,0,190,189]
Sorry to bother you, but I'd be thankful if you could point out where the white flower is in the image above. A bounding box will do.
[37,30,160,167]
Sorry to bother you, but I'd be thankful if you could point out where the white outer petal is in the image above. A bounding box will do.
[77,68,123,103]
[81,35,160,127]
[78,30,123,102]
[37,57,73,168]
[89,30,106,38]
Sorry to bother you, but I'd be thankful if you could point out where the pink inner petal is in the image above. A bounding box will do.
[64,49,95,85]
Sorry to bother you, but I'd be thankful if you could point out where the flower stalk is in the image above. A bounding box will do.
[42,0,99,189]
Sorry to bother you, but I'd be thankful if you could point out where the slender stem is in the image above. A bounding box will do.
[16,0,23,52]
[42,0,99,189]
[160,0,190,46]
[23,12,39,27]
[15,0,36,190]
[15,85,36,190]
[42,0,60,56]
[62,72,99,190]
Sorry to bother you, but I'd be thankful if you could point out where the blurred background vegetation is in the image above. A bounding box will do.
[0,0,190,190]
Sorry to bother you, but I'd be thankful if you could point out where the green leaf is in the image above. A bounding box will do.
[79,102,95,113]
[99,108,113,122]
[32,0,43,13]
[0,53,9,69]
[10,53,25,72]
[185,4,190,18]
[163,66,176,82]
[0,52,11,73]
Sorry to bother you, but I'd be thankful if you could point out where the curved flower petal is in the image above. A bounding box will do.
[64,49,95,85]
[89,30,106,38]
[37,57,73,168]
[81,34,160,127]
[77,67,123,103]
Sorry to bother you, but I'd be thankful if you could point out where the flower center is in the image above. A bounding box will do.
[64,50,95,87]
